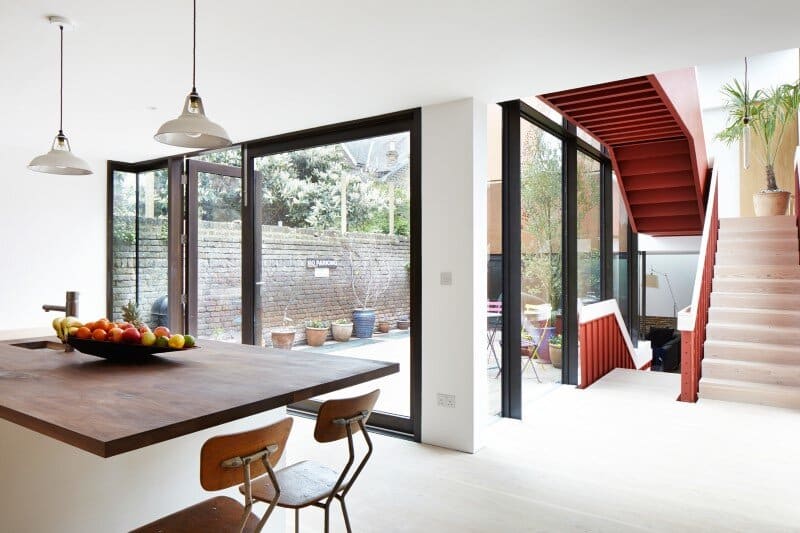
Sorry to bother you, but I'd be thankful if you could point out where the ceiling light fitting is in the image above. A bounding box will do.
[28,16,92,175]
[154,0,231,149]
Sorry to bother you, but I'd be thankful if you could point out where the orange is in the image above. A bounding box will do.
[92,328,108,341]
[75,326,92,339]
[84,321,96,331]
[95,319,111,332]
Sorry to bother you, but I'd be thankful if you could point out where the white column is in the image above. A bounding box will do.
[420,98,487,453]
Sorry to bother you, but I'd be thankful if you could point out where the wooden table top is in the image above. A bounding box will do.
[0,338,398,457]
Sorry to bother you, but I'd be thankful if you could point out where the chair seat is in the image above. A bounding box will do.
[240,460,347,509]
[130,495,261,533]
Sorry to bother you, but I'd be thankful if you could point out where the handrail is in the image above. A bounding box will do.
[676,164,719,402]
[578,299,650,389]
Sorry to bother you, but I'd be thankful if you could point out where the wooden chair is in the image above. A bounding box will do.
[131,417,293,533]
[241,390,380,533]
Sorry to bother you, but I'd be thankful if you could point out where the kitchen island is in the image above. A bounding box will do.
[0,337,398,532]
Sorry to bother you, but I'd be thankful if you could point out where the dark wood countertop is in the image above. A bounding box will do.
[0,338,398,457]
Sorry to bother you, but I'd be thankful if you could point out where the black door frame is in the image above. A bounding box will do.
[245,109,422,440]
[499,99,619,418]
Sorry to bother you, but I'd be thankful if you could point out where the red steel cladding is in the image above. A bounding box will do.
[539,68,708,237]
[680,180,718,402]
[579,314,636,389]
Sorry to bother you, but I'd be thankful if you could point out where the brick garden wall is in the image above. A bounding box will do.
[112,218,410,345]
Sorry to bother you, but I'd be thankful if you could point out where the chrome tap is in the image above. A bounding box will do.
[43,291,79,351]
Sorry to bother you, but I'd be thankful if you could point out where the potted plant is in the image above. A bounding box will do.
[549,334,563,369]
[342,245,393,338]
[717,78,800,215]
[305,320,329,347]
[331,319,353,342]
[271,316,295,350]
[397,316,410,330]
[377,319,391,334]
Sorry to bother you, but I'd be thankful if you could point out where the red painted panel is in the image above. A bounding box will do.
[579,313,637,389]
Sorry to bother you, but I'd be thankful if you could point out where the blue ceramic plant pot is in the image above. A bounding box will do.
[353,309,377,338]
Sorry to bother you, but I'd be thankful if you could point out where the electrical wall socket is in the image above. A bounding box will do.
[437,393,456,408]
[440,271,453,286]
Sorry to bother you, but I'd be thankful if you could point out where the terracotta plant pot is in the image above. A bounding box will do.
[331,322,353,342]
[397,319,410,330]
[271,329,295,350]
[550,346,563,369]
[305,327,328,347]
[377,321,391,334]
[753,190,790,216]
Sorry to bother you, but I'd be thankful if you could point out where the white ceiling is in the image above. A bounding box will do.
[3,0,800,164]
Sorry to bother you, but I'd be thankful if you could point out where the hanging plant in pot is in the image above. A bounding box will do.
[716,66,800,216]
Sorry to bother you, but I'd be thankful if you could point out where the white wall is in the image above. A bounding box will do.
[421,98,487,453]
[644,254,698,318]
[0,145,106,338]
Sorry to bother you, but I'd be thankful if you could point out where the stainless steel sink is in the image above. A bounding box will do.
[10,340,68,351]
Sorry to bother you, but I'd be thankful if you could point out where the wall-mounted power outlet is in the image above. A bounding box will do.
[440,271,453,286]
[437,393,456,408]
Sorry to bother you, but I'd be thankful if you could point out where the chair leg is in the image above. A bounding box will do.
[339,496,353,533]
[295,508,300,533]
[324,504,330,533]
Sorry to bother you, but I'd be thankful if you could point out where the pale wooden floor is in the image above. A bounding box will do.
[272,369,800,532]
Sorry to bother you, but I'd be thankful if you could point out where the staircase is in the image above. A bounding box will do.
[700,215,800,409]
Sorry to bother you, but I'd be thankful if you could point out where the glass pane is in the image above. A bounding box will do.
[577,152,601,304]
[196,169,242,343]
[522,96,563,124]
[577,126,602,150]
[111,171,137,321]
[254,132,412,418]
[487,103,503,418]
[612,172,630,325]
[520,118,562,392]
[136,169,170,326]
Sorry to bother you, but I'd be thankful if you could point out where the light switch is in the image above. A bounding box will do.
[440,271,453,286]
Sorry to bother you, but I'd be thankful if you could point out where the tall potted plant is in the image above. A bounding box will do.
[717,79,800,215]
[342,245,393,338]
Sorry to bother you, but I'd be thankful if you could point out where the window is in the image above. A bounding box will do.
[577,152,601,303]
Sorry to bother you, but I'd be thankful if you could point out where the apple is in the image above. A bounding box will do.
[153,326,171,338]
[121,327,142,344]
[139,324,151,335]
[183,335,196,348]
[168,334,185,349]
[141,331,157,347]
[117,322,132,330]
[108,327,124,343]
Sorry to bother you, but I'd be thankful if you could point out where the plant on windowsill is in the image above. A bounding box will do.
[548,334,563,369]
[331,318,353,342]
[716,76,800,216]
[305,319,330,347]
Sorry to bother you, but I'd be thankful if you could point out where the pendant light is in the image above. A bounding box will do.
[154,0,231,149]
[742,57,752,170]
[28,17,92,175]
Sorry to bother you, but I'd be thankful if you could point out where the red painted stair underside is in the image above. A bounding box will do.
[540,68,708,236]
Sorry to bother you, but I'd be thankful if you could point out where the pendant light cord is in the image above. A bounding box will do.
[59,24,64,134]
[744,57,749,123]
[192,0,196,92]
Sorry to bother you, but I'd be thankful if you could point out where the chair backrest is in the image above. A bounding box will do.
[200,417,293,491]
[314,389,380,443]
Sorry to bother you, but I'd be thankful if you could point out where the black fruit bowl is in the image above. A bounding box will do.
[66,336,197,361]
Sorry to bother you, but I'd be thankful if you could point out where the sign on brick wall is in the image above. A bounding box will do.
[306,258,338,269]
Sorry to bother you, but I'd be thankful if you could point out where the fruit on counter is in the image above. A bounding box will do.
[117,322,133,330]
[141,331,157,347]
[92,328,108,342]
[121,327,142,344]
[108,327,124,343]
[95,318,112,332]
[53,316,84,341]
[139,324,152,335]
[155,336,169,348]
[74,326,92,339]
[153,326,171,339]
[168,334,185,349]
[183,334,196,348]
